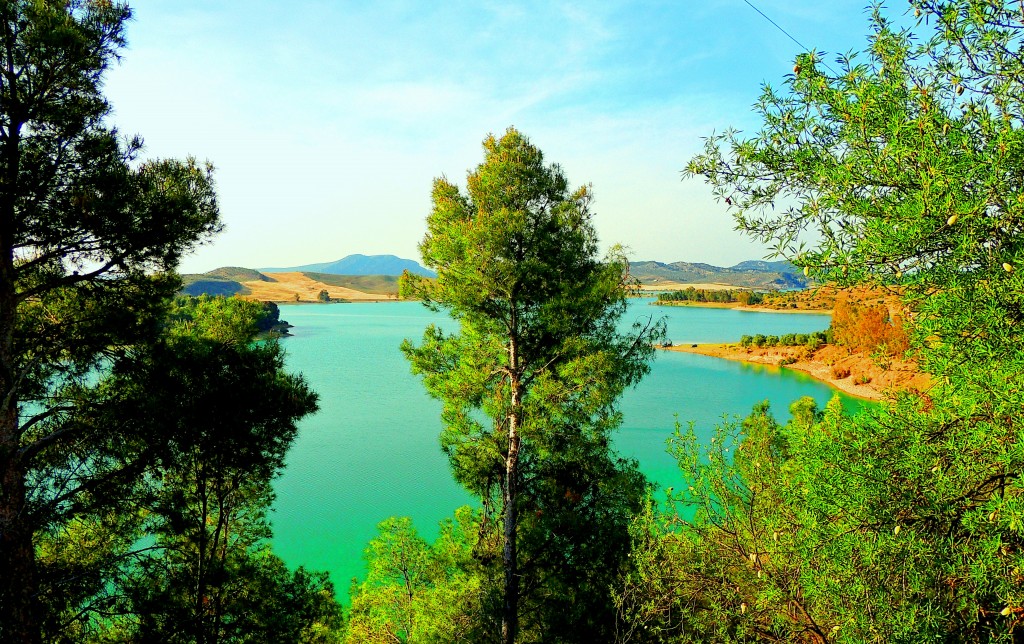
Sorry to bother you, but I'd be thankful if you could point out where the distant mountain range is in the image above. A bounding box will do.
[260,254,436,278]
[628,259,808,290]
[179,255,808,300]
[179,255,431,300]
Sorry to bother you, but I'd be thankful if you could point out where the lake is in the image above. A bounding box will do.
[270,299,854,592]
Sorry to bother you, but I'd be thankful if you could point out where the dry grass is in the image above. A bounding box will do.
[301,273,399,295]
[243,272,395,302]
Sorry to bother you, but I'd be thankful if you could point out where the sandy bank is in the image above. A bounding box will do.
[662,343,930,401]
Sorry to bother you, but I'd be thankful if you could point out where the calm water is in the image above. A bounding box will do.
[270,299,853,591]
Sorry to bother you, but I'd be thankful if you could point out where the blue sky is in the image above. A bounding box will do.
[103,1,889,273]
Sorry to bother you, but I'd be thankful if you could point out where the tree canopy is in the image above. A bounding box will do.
[612,2,1024,641]
[397,127,663,642]
[0,3,339,641]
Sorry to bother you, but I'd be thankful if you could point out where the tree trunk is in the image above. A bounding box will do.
[0,268,37,640]
[502,327,522,644]
[0,213,36,644]
[0,416,38,644]
[0,39,37,638]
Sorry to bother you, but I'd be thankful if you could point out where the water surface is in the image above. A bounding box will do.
[271,300,854,589]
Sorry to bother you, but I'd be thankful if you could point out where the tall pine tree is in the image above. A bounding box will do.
[402,128,662,643]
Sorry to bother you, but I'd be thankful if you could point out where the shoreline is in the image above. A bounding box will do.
[652,300,833,315]
[273,297,398,304]
[661,343,929,401]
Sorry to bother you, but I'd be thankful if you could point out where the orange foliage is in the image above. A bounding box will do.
[831,291,910,357]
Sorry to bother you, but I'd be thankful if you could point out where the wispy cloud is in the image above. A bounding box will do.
[105,1,877,271]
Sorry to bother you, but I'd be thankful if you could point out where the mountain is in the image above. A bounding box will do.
[629,259,808,290]
[261,254,435,277]
[728,260,801,274]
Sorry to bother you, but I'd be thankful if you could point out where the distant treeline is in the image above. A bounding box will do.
[657,287,764,305]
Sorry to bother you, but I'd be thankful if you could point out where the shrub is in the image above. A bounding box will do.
[831,298,908,356]
[831,364,851,379]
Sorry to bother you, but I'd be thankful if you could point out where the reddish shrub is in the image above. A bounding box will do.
[831,294,909,357]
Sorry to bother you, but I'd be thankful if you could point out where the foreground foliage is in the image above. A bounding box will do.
[613,1,1024,642]
[34,297,343,643]
[0,1,222,638]
[0,2,340,640]
[345,510,482,643]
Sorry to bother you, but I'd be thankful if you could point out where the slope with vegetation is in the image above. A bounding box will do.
[667,287,924,399]
[181,267,400,301]
[180,266,270,297]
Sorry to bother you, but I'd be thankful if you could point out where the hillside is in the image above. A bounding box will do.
[180,273,249,297]
[179,266,275,297]
[204,266,271,282]
[262,254,435,277]
[179,268,397,302]
[303,273,399,295]
[630,259,807,290]
[240,272,394,302]
[665,342,929,401]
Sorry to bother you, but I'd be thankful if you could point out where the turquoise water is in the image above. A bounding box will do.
[270,299,854,591]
